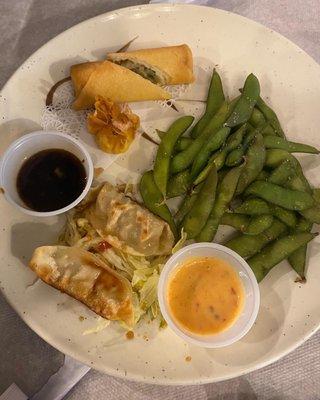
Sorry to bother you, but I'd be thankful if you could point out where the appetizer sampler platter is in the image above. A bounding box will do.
[1,4,320,384]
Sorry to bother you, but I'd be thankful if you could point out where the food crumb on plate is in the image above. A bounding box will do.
[185,356,192,362]
[79,316,85,322]
[126,330,134,340]
[94,167,104,178]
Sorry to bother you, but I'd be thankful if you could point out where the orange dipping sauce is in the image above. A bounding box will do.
[167,257,244,335]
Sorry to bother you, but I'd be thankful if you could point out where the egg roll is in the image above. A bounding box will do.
[71,60,171,110]
[84,182,175,256]
[107,44,194,85]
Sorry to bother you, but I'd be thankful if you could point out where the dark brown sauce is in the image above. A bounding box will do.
[17,149,87,212]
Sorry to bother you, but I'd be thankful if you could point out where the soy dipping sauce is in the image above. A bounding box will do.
[17,149,87,212]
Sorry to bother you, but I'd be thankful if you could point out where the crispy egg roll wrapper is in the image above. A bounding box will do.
[107,44,194,85]
[71,60,171,109]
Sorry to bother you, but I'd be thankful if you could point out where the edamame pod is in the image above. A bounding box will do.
[300,205,320,224]
[175,137,193,152]
[263,136,319,154]
[191,126,231,179]
[236,132,266,195]
[191,70,225,138]
[225,124,247,151]
[245,214,274,235]
[268,159,296,185]
[175,183,203,223]
[271,205,297,228]
[234,197,297,228]
[167,170,191,198]
[248,232,317,282]
[225,219,287,259]
[249,108,266,128]
[171,102,230,174]
[256,96,285,138]
[154,116,194,196]
[256,170,269,181]
[183,166,218,238]
[139,171,177,238]
[288,218,312,282]
[225,74,260,127]
[234,198,270,215]
[261,124,277,136]
[220,213,250,231]
[196,164,243,242]
[193,148,227,185]
[245,181,314,211]
[225,146,245,167]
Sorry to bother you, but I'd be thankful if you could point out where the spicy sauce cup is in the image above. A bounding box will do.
[158,243,260,348]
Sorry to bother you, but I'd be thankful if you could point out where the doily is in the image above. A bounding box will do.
[40,79,189,139]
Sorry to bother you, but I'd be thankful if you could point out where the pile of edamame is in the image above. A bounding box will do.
[140,71,319,283]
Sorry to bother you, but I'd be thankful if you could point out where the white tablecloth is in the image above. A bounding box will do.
[1,0,320,398]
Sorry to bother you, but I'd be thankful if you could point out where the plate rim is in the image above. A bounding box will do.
[1,2,320,385]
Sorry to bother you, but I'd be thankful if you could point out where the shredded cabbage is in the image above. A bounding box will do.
[59,211,188,330]
[172,228,187,253]
[82,317,110,335]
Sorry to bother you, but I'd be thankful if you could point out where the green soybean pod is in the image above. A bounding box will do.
[196,164,243,242]
[256,96,285,138]
[288,218,313,282]
[249,108,266,128]
[139,171,177,238]
[265,149,311,193]
[263,136,319,154]
[156,129,166,139]
[261,124,277,136]
[175,183,203,223]
[245,181,314,211]
[264,148,291,167]
[248,232,317,282]
[302,189,320,223]
[242,129,257,148]
[154,115,194,196]
[220,213,250,231]
[175,137,193,152]
[236,132,266,195]
[166,170,191,198]
[300,205,320,224]
[183,165,218,238]
[225,219,287,259]
[190,126,231,179]
[191,70,225,139]
[312,188,320,203]
[225,146,245,167]
[271,205,297,228]
[225,124,247,151]
[234,198,270,215]
[171,101,230,174]
[268,159,296,185]
[244,214,274,235]
[225,74,260,128]
[256,170,269,181]
[193,148,227,185]
[234,197,297,228]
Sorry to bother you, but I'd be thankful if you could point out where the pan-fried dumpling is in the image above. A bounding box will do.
[29,246,134,326]
[84,183,175,256]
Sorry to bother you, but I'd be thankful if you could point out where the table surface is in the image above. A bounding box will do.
[1,0,320,399]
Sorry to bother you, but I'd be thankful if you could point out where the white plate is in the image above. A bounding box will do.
[1,4,320,385]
